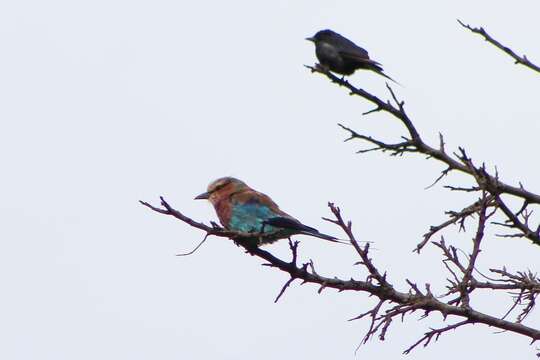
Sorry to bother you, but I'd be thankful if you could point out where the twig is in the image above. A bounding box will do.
[416,196,494,252]
[458,19,540,74]
[403,320,472,354]
[494,195,540,246]
[176,234,209,256]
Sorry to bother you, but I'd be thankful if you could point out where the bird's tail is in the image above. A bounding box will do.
[300,230,351,246]
[263,216,351,245]
[375,70,401,86]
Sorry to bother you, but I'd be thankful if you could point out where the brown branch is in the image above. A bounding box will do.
[435,231,540,324]
[459,192,492,307]
[141,198,540,350]
[494,195,540,246]
[458,19,540,74]
[273,239,304,303]
[324,202,388,286]
[403,320,472,354]
[490,268,540,323]
[348,299,386,344]
[339,123,416,156]
[416,195,495,252]
[306,65,540,207]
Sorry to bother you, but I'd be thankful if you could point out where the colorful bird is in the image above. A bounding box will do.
[195,177,344,245]
[306,29,398,83]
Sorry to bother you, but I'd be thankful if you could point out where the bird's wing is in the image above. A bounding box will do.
[339,48,381,66]
[226,189,281,232]
[340,43,369,57]
[327,31,383,68]
[330,32,369,53]
[230,189,347,244]
[232,189,280,211]
[330,36,380,66]
[230,189,312,231]
[331,34,370,58]
[338,49,398,83]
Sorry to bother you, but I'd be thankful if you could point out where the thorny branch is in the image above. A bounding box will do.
[457,19,540,74]
[494,196,540,245]
[140,198,540,353]
[433,234,540,321]
[307,65,540,205]
[306,66,540,248]
[403,320,472,355]
[416,195,495,252]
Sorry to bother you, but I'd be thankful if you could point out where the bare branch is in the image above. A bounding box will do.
[490,268,540,323]
[403,320,472,354]
[274,239,302,303]
[307,66,540,207]
[494,195,540,246]
[458,19,540,74]
[176,234,209,256]
[416,195,495,252]
[459,192,492,307]
[338,123,416,156]
[141,198,540,350]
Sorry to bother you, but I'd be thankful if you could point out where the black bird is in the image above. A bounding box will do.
[306,29,397,83]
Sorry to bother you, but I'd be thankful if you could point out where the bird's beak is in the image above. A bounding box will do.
[194,191,210,200]
[305,37,315,43]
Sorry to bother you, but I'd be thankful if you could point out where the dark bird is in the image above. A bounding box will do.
[195,177,346,246]
[306,29,397,83]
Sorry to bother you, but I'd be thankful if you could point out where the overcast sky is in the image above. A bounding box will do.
[1,1,540,359]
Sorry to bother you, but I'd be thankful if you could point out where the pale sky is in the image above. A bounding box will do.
[1,1,540,359]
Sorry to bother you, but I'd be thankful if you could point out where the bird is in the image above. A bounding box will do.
[306,29,398,83]
[194,177,345,246]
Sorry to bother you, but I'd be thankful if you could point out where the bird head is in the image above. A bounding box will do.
[306,29,337,44]
[195,177,247,204]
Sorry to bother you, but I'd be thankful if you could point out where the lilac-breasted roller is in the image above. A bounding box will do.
[195,177,342,245]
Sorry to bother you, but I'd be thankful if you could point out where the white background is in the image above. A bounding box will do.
[1,1,539,358]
